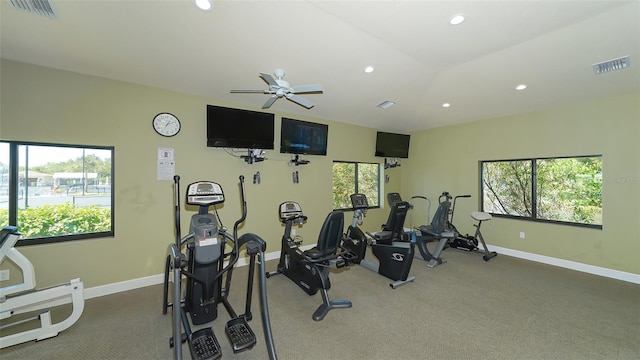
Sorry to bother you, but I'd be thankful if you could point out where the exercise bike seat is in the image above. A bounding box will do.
[471,211,492,222]
[371,230,393,244]
[304,247,330,260]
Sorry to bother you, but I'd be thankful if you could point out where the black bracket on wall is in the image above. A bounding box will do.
[290,155,309,166]
[384,158,400,169]
[243,149,266,164]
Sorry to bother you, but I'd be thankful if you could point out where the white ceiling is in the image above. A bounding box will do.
[1,0,639,133]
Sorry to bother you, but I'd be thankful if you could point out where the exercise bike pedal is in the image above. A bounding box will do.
[225,316,256,353]
[188,327,222,360]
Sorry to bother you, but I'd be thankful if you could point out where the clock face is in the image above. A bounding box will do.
[153,113,181,137]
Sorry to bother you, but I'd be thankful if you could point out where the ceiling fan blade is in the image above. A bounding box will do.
[290,84,324,93]
[259,73,279,87]
[285,93,314,109]
[262,95,278,109]
[230,89,267,93]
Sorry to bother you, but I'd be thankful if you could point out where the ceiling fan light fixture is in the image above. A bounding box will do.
[377,100,396,109]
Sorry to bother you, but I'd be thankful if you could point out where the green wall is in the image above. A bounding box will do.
[0,60,394,288]
[402,92,640,275]
[1,59,638,290]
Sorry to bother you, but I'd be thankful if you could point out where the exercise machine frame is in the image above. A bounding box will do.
[438,192,497,262]
[342,193,415,289]
[267,201,356,321]
[0,226,84,349]
[162,175,277,360]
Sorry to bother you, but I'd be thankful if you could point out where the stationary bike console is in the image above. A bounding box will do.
[279,201,305,221]
[350,193,369,210]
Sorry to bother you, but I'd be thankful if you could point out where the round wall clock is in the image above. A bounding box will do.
[152,112,181,137]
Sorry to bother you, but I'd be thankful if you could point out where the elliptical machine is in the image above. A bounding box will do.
[267,201,356,321]
[438,192,497,261]
[342,193,415,289]
[162,175,277,360]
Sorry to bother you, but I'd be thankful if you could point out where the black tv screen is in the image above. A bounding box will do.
[207,105,274,149]
[280,118,328,156]
[375,131,410,158]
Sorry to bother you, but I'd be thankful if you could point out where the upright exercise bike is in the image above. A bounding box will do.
[267,201,356,321]
[162,175,277,360]
[342,193,415,289]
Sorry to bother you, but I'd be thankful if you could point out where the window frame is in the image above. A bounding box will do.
[332,160,381,211]
[1,140,115,245]
[480,155,602,229]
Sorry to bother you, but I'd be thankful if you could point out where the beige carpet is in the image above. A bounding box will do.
[2,245,639,360]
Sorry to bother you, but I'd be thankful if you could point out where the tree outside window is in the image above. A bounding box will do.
[0,141,114,244]
[332,161,380,210]
[481,155,602,228]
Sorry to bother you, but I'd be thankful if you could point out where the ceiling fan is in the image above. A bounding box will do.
[230,69,323,109]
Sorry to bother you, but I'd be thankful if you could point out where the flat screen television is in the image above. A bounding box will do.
[375,131,410,158]
[206,105,275,149]
[280,118,328,156]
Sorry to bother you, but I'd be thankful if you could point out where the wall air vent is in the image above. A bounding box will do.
[9,0,56,19]
[592,56,630,75]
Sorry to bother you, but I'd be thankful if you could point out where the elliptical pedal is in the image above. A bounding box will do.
[189,328,222,360]
[225,317,256,353]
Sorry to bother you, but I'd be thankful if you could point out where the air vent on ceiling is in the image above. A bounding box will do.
[377,100,396,109]
[592,56,630,75]
[9,0,56,19]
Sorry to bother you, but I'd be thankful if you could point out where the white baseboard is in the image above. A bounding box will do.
[84,245,639,300]
[486,245,640,284]
[83,249,284,300]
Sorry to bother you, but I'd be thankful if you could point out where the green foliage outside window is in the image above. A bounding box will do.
[332,161,380,209]
[1,141,114,244]
[482,156,602,227]
[0,203,111,238]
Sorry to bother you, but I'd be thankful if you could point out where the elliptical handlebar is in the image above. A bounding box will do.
[173,175,181,248]
[212,176,247,289]
[233,175,248,243]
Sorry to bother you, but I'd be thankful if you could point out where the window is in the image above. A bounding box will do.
[332,161,380,210]
[481,155,602,228]
[0,141,114,244]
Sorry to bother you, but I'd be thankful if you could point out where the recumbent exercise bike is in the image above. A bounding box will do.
[342,193,415,289]
[266,201,356,321]
[162,175,277,360]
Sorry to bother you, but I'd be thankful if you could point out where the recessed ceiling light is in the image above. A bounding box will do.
[449,14,465,25]
[194,0,212,11]
[442,103,451,108]
[364,66,375,73]
[516,84,527,90]
[377,100,395,109]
